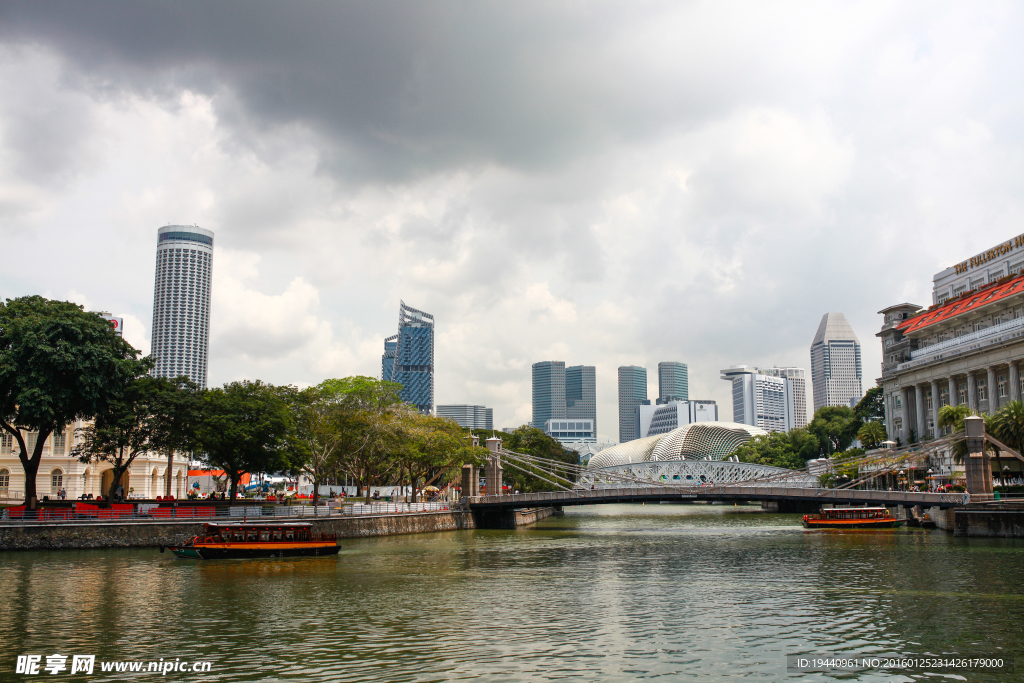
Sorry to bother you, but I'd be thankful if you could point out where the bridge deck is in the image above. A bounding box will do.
[467,486,969,510]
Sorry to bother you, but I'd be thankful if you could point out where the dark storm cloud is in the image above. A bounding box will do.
[0,1,729,181]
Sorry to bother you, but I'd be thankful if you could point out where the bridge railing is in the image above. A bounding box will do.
[465,486,970,508]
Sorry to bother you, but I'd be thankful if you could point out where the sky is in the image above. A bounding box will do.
[1,1,1022,438]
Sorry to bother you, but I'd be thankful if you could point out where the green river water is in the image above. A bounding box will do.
[1,504,1022,682]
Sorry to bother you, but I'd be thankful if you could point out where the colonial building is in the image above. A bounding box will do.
[0,420,189,502]
[878,234,1024,446]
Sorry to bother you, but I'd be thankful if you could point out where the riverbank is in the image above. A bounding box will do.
[0,506,562,551]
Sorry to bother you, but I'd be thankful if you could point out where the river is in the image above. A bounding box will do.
[1,504,1021,681]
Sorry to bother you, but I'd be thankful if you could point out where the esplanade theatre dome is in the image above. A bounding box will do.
[587,421,768,469]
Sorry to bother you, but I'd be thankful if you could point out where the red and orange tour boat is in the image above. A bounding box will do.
[802,507,903,529]
[161,522,340,559]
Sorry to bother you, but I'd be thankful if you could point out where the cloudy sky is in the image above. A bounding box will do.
[1,1,1022,437]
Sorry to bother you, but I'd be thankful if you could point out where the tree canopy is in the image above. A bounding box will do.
[0,296,149,503]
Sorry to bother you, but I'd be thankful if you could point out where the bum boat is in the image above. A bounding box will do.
[161,522,340,559]
[802,507,903,529]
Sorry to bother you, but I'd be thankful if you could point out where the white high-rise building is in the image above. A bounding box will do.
[810,312,863,413]
[758,367,808,428]
[151,225,214,387]
[436,404,493,430]
[636,399,718,438]
[720,365,795,433]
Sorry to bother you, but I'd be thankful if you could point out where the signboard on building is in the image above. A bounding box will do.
[98,313,123,337]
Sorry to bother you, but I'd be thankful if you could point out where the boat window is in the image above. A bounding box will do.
[260,532,270,541]
[272,531,282,541]
[285,530,294,541]
[247,531,257,541]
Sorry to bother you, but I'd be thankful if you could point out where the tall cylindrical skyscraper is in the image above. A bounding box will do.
[151,225,213,387]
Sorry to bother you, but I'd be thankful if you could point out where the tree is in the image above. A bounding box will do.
[400,412,485,501]
[857,421,888,450]
[0,297,149,505]
[853,386,885,423]
[733,432,807,470]
[937,404,974,462]
[193,380,294,502]
[328,376,407,502]
[289,382,347,504]
[74,376,199,501]
[806,406,861,454]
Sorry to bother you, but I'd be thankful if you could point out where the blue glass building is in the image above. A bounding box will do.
[382,301,434,414]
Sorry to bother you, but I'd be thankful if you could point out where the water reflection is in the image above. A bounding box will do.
[0,504,1021,681]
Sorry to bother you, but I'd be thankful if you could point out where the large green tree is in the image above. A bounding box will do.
[0,297,148,505]
[74,376,199,500]
[853,386,885,424]
[807,406,861,454]
[193,380,295,502]
[733,428,819,470]
[400,411,486,501]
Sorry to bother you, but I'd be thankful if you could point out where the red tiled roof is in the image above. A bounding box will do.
[898,271,1024,334]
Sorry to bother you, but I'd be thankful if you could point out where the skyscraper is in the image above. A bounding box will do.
[721,365,793,433]
[810,312,863,413]
[532,361,566,429]
[618,365,648,442]
[151,225,213,387]
[566,365,597,434]
[385,301,434,414]
[759,367,808,428]
[658,361,689,403]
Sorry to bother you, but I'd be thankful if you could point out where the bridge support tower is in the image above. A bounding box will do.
[964,415,994,502]
[485,436,503,496]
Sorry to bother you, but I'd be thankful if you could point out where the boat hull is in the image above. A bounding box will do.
[802,519,903,529]
[166,543,340,560]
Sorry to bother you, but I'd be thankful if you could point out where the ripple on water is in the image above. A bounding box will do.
[0,505,1022,681]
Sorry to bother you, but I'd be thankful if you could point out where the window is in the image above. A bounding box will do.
[52,430,65,454]
[926,393,933,411]
[0,468,8,494]
[50,469,62,495]
[959,384,967,404]
[999,375,1008,398]
[0,432,11,451]
[26,432,37,454]
[978,379,987,401]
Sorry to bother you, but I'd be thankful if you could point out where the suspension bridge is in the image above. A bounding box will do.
[461,440,972,528]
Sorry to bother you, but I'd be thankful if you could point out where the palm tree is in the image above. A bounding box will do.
[857,421,887,449]
[989,400,1024,483]
[937,404,975,463]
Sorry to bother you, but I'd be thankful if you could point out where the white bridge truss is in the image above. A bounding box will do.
[577,460,821,488]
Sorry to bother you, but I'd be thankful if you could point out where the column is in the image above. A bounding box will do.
[914,384,925,443]
[930,379,941,438]
[948,376,958,406]
[1011,362,1021,403]
[900,387,912,441]
[987,367,998,412]
[968,372,978,411]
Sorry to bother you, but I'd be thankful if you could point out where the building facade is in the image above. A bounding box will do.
[636,399,718,438]
[544,419,596,445]
[758,367,808,428]
[657,362,689,403]
[720,365,798,433]
[566,365,597,435]
[932,233,1024,305]
[436,404,494,430]
[532,361,567,429]
[384,301,435,414]
[618,365,648,442]
[150,225,214,387]
[810,312,863,412]
[879,245,1024,444]
[0,421,189,502]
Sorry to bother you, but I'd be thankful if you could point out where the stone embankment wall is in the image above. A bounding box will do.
[0,511,478,551]
[952,504,1024,537]
[0,507,560,551]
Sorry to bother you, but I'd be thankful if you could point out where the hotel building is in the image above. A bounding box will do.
[879,233,1024,451]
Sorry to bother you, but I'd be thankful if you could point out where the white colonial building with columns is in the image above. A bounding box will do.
[0,419,189,501]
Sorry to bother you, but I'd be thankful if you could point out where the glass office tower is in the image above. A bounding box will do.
[385,301,435,414]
